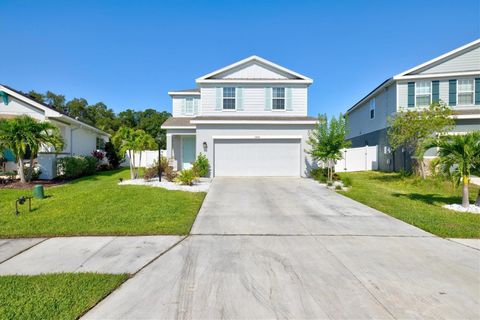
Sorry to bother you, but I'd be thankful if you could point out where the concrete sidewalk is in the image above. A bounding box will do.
[0,236,183,275]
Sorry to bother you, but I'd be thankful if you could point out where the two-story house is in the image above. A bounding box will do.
[346,39,480,171]
[161,56,317,177]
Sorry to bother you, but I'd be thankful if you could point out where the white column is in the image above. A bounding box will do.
[166,134,173,158]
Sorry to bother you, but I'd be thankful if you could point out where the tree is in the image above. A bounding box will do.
[425,131,480,208]
[112,127,156,179]
[0,116,64,183]
[45,91,66,112]
[104,140,122,169]
[388,102,454,177]
[27,90,45,104]
[307,113,351,181]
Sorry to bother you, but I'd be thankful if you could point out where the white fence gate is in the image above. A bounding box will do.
[122,150,166,168]
[334,146,378,172]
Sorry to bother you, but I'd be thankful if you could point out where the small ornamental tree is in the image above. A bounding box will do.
[387,102,454,177]
[307,113,351,181]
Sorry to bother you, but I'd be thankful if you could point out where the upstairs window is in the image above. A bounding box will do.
[458,79,474,105]
[185,98,194,114]
[415,81,431,107]
[272,87,285,110]
[369,98,376,119]
[223,87,236,110]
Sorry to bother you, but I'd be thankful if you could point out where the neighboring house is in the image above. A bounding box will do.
[346,39,480,171]
[0,84,110,179]
[161,56,317,177]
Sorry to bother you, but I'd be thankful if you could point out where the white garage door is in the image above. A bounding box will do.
[214,139,301,177]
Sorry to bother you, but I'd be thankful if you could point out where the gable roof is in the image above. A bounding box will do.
[196,55,313,84]
[394,38,480,78]
[347,38,480,114]
[0,84,110,136]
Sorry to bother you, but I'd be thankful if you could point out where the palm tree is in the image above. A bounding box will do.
[113,127,156,179]
[0,116,64,183]
[425,131,480,208]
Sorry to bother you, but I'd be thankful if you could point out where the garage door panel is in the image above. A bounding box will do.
[214,139,300,177]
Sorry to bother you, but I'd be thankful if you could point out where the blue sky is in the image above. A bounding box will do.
[2,0,479,116]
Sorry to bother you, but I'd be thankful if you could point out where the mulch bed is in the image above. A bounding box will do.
[0,179,67,190]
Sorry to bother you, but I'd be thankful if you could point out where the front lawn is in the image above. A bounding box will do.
[0,273,127,320]
[337,171,480,238]
[0,168,205,237]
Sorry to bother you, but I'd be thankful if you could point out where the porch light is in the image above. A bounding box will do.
[203,141,208,151]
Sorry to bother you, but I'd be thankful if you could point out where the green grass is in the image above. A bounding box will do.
[0,168,206,237]
[337,171,480,238]
[0,273,127,320]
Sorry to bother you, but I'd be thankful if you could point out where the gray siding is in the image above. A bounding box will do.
[416,46,480,75]
[398,77,480,108]
[347,84,396,139]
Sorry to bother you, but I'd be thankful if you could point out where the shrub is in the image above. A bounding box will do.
[143,165,158,181]
[174,169,198,186]
[341,176,352,187]
[310,167,333,183]
[57,156,98,179]
[335,185,342,190]
[164,166,177,182]
[326,181,333,187]
[143,157,170,181]
[192,153,210,177]
[91,150,105,161]
[104,141,122,169]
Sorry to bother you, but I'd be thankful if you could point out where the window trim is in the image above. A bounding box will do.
[457,78,474,106]
[369,98,376,120]
[271,87,286,111]
[222,87,236,111]
[184,97,194,115]
[415,81,432,108]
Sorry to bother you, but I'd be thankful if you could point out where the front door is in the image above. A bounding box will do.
[182,136,196,170]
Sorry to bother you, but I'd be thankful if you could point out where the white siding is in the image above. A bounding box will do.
[71,128,97,156]
[199,85,307,116]
[416,46,480,75]
[213,62,293,79]
[347,84,395,139]
[171,96,200,117]
[0,96,46,121]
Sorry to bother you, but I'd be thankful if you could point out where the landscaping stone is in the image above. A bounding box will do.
[119,177,211,192]
[442,204,480,214]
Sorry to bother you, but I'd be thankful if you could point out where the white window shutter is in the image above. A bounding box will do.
[286,87,293,111]
[215,88,222,110]
[181,98,186,114]
[264,87,272,110]
[237,87,243,111]
[193,98,199,115]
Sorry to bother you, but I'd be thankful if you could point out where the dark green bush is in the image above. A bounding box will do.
[57,156,98,179]
[310,168,328,183]
[335,184,342,190]
[192,153,210,177]
[104,141,122,169]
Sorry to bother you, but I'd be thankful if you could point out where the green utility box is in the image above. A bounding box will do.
[32,185,45,199]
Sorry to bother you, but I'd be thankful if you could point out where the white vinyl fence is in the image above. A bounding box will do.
[122,150,166,168]
[334,145,378,172]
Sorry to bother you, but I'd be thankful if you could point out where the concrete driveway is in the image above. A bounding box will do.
[84,177,480,319]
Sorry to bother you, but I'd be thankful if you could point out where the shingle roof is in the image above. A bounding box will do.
[161,117,195,127]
